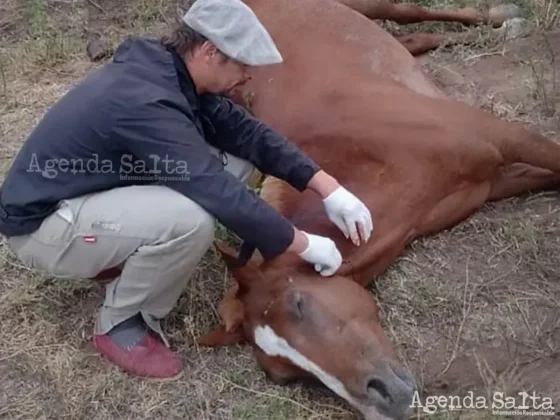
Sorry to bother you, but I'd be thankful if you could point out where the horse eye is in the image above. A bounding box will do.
[287,291,306,321]
[297,297,304,313]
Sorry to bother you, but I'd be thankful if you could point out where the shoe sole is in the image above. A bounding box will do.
[140,369,185,382]
[103,358,186,382]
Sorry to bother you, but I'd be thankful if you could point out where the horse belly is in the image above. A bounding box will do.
[235,0,442,132]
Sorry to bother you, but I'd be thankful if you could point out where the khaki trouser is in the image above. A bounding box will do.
[6,147,255,346]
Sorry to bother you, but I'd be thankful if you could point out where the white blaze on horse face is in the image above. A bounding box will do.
[253,324,390,420]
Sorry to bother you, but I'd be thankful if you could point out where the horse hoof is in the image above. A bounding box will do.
[489,4,524,27]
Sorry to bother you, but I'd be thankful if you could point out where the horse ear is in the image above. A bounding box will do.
[214,241,241,268]
[198,284,245,347]
[214,241,264,290]
[219,284,245,332]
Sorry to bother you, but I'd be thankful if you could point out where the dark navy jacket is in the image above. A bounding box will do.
[0,36,321,259]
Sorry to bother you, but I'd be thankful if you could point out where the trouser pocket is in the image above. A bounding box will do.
[6,206,75,274]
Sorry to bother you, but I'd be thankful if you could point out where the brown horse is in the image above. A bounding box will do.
[196,0,558,419]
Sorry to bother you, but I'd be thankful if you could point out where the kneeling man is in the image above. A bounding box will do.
[0,0,373,380]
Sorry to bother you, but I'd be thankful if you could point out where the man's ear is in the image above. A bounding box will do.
[214,241,264,292]
[200,41,218,61]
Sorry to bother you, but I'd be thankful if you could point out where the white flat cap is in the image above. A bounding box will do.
[182,0,283,66]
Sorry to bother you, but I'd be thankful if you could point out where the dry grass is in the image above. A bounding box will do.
[1,0,560,419]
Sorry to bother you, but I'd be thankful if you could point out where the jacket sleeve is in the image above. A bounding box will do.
[113,100,296,260]
[199,94,321,191]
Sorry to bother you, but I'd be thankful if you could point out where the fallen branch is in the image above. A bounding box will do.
[0,55,6,97]
[86,0,106,14]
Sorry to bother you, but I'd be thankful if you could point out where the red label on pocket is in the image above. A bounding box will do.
[83,236,97,243]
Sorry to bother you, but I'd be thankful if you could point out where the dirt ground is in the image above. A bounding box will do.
[0,0,559,419]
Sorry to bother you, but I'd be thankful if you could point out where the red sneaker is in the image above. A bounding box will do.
[92,331,183,380]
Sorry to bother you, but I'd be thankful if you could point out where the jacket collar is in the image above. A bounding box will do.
[166,44,220,139]
[167,46,200,113]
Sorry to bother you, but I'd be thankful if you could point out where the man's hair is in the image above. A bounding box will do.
[161,17,231,63]
[161,19,209,57]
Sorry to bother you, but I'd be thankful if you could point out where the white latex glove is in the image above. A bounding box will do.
[297,232,342,276]
[323,186,373,246]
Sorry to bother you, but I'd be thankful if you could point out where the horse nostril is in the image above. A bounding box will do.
[367,378,392,403]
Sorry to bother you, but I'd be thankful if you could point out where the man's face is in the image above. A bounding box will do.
[201,43,251,95]
[211,53,251,95]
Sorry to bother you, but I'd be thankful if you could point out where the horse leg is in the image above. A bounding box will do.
[336,0,521,27]
[410,164,560,247]
[487,163,560,201]
[395,29,480,56]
